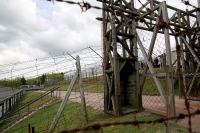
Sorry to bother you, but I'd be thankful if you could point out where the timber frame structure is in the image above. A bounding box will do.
[97,0,200,117]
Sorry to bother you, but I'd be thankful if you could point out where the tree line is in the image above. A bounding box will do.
[0,72,64,88]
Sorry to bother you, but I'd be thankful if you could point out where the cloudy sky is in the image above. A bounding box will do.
[0,0,198,79]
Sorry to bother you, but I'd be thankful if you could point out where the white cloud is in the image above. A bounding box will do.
[0,0,198,79]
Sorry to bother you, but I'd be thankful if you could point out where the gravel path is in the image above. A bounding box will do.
[54,91,104,111]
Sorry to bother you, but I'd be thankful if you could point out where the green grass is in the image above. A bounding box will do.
[140,67,180,96]
[0,91,51,130]
[43,76,104,93]
[44,71,180,96]
[4,100,187,133]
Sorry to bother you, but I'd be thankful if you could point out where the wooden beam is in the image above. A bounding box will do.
[117,32,135,38]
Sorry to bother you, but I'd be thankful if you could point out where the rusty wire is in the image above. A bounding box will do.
[181,0,200,11]
[50,0,199,36]
[46,0,200,133]
[2,0,199,132]
[135,1,194,132]
[44,0,200,133]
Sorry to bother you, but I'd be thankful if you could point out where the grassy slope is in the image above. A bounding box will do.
[5,100,187,133]
[43,72,180,96]
[0,92,51,130]
[43,76,104,93]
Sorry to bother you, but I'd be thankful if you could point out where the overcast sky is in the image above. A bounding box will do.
[0,0,198,79]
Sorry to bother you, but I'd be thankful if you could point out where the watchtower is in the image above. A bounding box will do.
[97,0,200,116]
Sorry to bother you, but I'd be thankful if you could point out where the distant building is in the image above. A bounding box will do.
[0,86,24,119]
[46,77,55,86]
[64,64,103,80]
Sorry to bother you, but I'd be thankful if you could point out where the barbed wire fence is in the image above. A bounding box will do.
[0,46,106,133]
[0,0,200,133]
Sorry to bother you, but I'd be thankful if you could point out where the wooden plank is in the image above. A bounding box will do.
[117,32,135,38]
[162,1,175,116]
[139,73,166,77]
[117,57,136,61]
[140,6,162,91]
[116,19,130,32]
[181,37,200,65]
[180,12,190,27]
[116,36,136,59]
[48,70,78,133]
[76,56,88,122]
[169,11,178,21]
[137,32,167,106]
[187,66,200,96]
[111,0,121,116]
[144,108,166,116]
[106,73,115,112]
[122,107,137,114]
[136,3,161,20]
[137,1,150,12]
[121,0,133,11]
[119,61,127,72]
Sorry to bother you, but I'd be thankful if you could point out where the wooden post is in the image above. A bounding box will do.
[32,126,35,133]
[6,100,8,113]
[165,65,170,132]
[28,104,30,113]
[48,70,79,133]
[9,98,11,111]
[102,0,108,113]
[111,0,121,117]
[76,56,88,122]
[2,103,4,115]
[28,124,31,133]
[162,1,175,116]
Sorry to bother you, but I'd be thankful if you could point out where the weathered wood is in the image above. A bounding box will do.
[137,31,167,106]
[117,32,135,38]
[106,73,115,112]
[76,56,88,123]
[103,27,108,113]
[116,36,136,59]
[111,0,121,116]
[117,57,136,61]
[105,68,114,73]
[28,124,31,133]
[100,0,198,117]
[140,6,161,91]
[144,108,167,116]
[121,0,133,11]
[162,1,175,116]
[139,73,166,77]
[119,61,127,72]
[166,65,170,132]
[48,70,78,133]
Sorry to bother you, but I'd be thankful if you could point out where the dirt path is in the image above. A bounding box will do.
[55,91,104,110]
[175,97,200,133]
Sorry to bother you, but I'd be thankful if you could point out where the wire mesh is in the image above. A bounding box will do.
[137,22,168,114]
[0,0,200,133]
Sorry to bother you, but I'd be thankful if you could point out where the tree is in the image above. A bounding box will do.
[21,76,26,85]
[41,74,46,85]
[91,68,94,79]
[61,72,64,80]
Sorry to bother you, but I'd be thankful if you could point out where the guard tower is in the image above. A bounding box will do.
[97,0,199,116]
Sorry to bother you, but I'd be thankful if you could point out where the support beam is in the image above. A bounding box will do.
[162,1,175,116]
[137,32,167,106]
[111,0,121,117]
